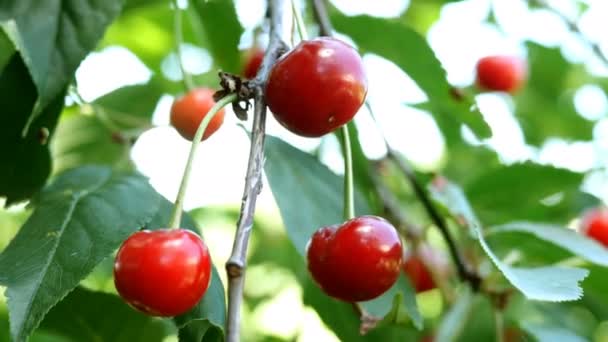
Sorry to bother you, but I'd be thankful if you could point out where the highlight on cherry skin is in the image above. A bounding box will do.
[170,87,225,141]
[579,207,608,247]
[306,215,403,302]
[113,228,212,317]
[265,37,368,137]
[475,55,527,94]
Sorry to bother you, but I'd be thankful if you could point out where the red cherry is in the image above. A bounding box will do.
[170,88,225,141]
[580,207,608,247]
[265,37,368,137]
[114,229,212,317]
[243,47,264,79]
[402,253,435,293]
[475,55,526,93]
[306,216,402,302]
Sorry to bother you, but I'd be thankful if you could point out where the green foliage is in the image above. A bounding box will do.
[1,0,124,124]
[1,0,608,341]
[0,55,65,205]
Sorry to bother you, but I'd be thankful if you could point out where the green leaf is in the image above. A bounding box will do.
[464,162,593,225]
[489,222,608,266]
[93,77,167,124]
[430,178,589,302]
[1,0,124,126]
[0,166,161,342]
[39,287,173,342]
[0,55,65,205]
[435,287,474,342]
[331,12,491,138]
[264,135,371,256]
[0,30,14,72]
[142,197,226,340]
[514,42,593,145]
[363,274,423,330]
[521,323,586,342]
[190,0,244,74]
[51,113,132,175]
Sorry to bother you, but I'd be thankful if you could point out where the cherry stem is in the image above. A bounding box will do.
[495,309,505,342]
[168,93,237,229]
[172,0,195,91]
[291,0,308,41]
[341,125,355,220]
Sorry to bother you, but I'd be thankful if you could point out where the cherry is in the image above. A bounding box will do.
[306,215,402,302]
[243,47,264,79]
[265,37,368,137]
[475,55,526,93]
[170,88,225,141]
[402,253,435,293]
[580,207,608,247]
[113,229,212,317]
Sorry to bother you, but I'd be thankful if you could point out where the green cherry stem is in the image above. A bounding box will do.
[341,124,355,220]
[168,93,237,228]
[291,0,309,41]
[172,0,195,91]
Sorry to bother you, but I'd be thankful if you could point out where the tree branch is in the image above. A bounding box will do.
[224,1,288,341]
[387,151,481,290]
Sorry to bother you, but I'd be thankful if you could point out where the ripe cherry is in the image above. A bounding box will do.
[403,244,449,293]
[306,216,402,302]
[114,229,212,317]
[402,252,435,293]
[580,207,608,247]
[265,37,368,137]
[475,55,526,93]
[170,88,225,141]
[243,47,264,79]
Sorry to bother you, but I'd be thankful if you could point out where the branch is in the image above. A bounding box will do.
[529,0,608,67]
[387,151,481,290]
[224,1,288,341]
[311,0,333,36]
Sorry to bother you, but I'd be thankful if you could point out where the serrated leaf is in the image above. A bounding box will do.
[430,178,589,302]
[1,0,124,127]
[0,30,14,72]
[0,55,65,205]
[190,0,244,74]
[489,222,608,266]
[143,197,226,340]
[521,323,586,342]
[0,166,161,342]
[464,162,592,225]
[435,287,474,342]
[39,287,173,342]
[331,12,491,138]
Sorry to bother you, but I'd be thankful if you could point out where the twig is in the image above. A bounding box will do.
[528,0,608,67]
[224,1,288,341]
[387,151,481,290]
[311,0,333,36]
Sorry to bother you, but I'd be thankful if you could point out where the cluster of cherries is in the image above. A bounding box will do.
[112,34,608,326]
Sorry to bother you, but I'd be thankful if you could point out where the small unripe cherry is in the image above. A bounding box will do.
[579,207,608,247]
[243,47,264,79]
[475,55,526,93]
[113,229,212,317]
[306,216,402,302]
[265,37,368,137]
[170,88,225,141]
